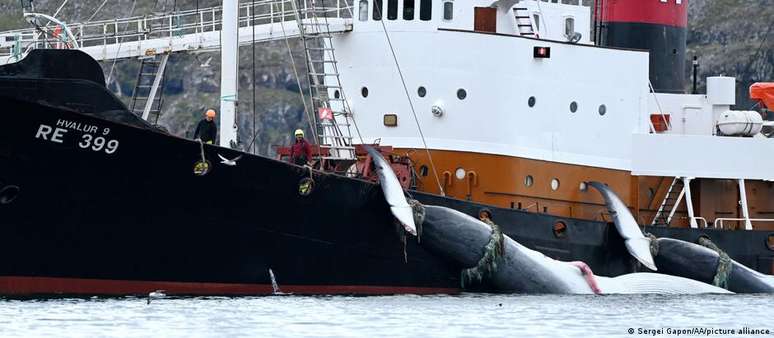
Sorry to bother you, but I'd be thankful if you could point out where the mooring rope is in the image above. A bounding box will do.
[408,199,425,243]
[461,218,504,289]
[697,237,732,289]
[646,233,659,257]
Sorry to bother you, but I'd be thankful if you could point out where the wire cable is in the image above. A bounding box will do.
[373,4,445,196]
[106,0,137,85]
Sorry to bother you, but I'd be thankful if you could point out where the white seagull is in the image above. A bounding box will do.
[218,154,243,166]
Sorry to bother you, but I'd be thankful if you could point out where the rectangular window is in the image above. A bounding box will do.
[373,0,383,20]
[564,17,575,37]
[359,0,369,21]
[533,14,540,32]
[474,7,496,32]
[403,0,415,20]
[388,0,398,20]
[419,0,432,21]
[443,1,453,20]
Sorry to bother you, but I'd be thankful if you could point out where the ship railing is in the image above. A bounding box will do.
[536,0,584,6]
[713,218,774,230]
[690,216,708,229]
[0,0,353,60]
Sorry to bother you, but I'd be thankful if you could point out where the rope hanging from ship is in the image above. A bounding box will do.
[646,233,732,290]
[372,3,445,196]
[461,216,505,289]
[697,236,732,290]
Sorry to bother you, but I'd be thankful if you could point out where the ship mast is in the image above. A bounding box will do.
[220,0,239,148]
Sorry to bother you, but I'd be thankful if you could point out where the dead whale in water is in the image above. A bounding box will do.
[589,181,774,293]
[420,205,730,294]
[365,149,741,294]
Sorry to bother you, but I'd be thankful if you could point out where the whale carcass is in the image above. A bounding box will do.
[420,205,730,294]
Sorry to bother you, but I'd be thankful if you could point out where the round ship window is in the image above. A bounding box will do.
[551,178,560,191]
[598,104,607,116]
[361,87,369,98]
[570,102,578,113]
[553,221,568,238]
[528,96,536,108]
[418,86,427,97]
[457,89,467,100]
[455,168,466,180]
[524,175,534,187]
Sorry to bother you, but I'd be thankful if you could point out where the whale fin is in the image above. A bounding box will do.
[588,182,657,271]
[365,145,417,236]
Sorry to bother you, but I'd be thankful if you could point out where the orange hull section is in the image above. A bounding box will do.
[396,148,774,230]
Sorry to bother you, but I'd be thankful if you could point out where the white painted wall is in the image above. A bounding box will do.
[632,134,774,180]
[334,26,650,170]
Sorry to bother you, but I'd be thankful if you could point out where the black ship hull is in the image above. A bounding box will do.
[0,51,771,296]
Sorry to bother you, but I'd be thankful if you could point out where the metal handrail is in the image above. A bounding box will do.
[713,218,774,230]
[691,216,708,229]
[0,0,353,58]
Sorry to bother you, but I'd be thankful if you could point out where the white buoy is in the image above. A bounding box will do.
[147,290,166,304]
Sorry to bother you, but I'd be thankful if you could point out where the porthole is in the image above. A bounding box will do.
[553,221,568,238]
[528,96,536,108]
[598,104,606,116]
[418,86,427,97]
[551,178,560,191]
[0,185,20,205]
[524,175,534,187]
[478,208,493,222]
[455,168,466,180]
[570,101,578,113]
[767,234,774,251]
[579,182,588,192]
[361,87,369,98]
[334,90,341,99]
[457,89,467,100]
[419,165,429,177]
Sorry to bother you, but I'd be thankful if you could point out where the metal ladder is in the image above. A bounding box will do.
[292,0,356,161]
[651,177,686,226]
[129,54,169,125]
[514,7,536,37]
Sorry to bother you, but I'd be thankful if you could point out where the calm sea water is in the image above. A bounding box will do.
[1,294,772,337]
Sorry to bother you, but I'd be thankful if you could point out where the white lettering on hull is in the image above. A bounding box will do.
[56,119,101,134]
[35,120,120,154]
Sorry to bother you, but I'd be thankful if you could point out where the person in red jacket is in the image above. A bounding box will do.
[289,129,312,165]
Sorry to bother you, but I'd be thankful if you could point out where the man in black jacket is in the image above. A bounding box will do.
[194,109,218,144]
